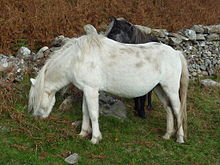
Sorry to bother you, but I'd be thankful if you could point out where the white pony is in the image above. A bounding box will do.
[29,34,189,144]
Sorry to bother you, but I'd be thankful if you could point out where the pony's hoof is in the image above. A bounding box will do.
[162,135,170,140]
[91,135,102,144]
[79,129,91,138]
[176,139,185,143]
[162,132,174,140]
[176,136,185,143]
[137,113,146,119]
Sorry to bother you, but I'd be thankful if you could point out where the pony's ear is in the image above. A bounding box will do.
[83,24,98,34]
[30,78,36,86]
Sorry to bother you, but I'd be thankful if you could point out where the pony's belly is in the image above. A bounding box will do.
[103,78,158,98]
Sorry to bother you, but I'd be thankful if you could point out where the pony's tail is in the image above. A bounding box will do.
[179,52,189,139]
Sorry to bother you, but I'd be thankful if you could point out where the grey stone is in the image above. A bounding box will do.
[71,121,82,127]
[151,29,168,38]
[16,46,31,58]
[181,29,197,40]
[0,55,10,71]
[0,126,8,131]
[201,71,209,76]
[206,33,220,41]
[64,153,80,164]
[199,41,206,47]
[0,54,27,82]
[192,72,197,77]
[169,37,182,45]
[58,97,74,111]
[196,34,206,41]
[208,25,220,34]
[204,59,211,67]
[99,92,127,120]
[200,65,206,71]
[192,25,205,33]
[201,79,220,87]
[169,33,188,40]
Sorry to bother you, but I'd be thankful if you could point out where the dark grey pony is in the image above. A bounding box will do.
[105,17,159,119]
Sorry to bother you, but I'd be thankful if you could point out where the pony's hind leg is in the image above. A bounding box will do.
[134,95,146,118]
[160,83,185,143]
[79,95,92,137]
[147,91,153,111]
[84,86,102,144]
[154,85,175,140]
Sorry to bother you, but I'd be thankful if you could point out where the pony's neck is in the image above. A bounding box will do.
[44,75,70,94]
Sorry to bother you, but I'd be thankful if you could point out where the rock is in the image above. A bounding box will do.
[135,25,152,34]
[181,29,197,40]
[192,25,205,33]
[0,54,27,82]
[71,121,82,127]
[16,46,31,58]
[35,46,49,59]
[64,153,80,164]
[199,41,206,47]
[208,25,220,34]
[196,34,206,41]
[169,37,182,45]
[0,126,8,131]
[192,72,197,77]
[99,92,127,120]
[58,96,74,111]
[0,54,10,71]
[169,33,188,40]
[84,24,98,34]
[58,91,127,120]
[200,65,206,71]
[204,59,211,67]
[151,29,168,38]
[201,71,209,76]
[206,33,220,41]
[201,79,220,87]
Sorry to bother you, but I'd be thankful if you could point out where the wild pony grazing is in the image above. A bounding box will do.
[105,17,159,118]
[29,34,189,144]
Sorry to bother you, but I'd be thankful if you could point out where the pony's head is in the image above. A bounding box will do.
[28,68,56,118]
[105,17,159,44]
[105,17,134,43]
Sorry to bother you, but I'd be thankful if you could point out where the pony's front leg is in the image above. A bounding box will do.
[79,95,92,137]
[84,87,102,144]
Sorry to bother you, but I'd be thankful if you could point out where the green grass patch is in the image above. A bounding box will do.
[0,78,220,164]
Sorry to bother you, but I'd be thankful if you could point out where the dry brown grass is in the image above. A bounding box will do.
[0,0,220,54]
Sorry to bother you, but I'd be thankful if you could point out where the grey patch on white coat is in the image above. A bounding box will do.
[135,61,145,68]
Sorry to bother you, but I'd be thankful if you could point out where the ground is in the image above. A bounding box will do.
[0,76,220,164]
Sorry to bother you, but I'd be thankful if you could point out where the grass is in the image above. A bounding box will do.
[0,76,220,164]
